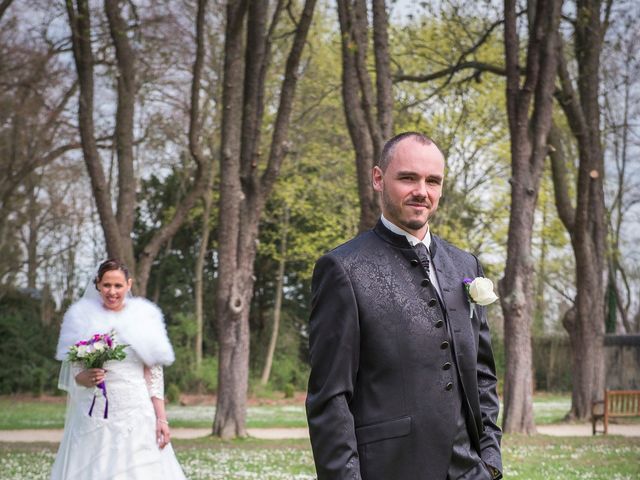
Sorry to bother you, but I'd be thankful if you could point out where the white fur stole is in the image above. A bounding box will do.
[55,297,175,367]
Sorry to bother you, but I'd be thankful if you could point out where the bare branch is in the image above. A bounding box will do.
[0,0,13,22]
[395,61,507,83]
[554,40,588,143]
[260,0,317,195]
[189,0,208,168]
[372,0,392,138]
[548,124,576,233]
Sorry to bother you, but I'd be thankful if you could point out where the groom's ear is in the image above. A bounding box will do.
[372,166,384,192]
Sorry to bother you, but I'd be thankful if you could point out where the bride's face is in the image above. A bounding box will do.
[97,269,132,311]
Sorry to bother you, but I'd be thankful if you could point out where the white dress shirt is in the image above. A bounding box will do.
[380,214,442,296]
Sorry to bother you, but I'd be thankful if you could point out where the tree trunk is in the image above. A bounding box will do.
[66,0,213,297]
[534,198,548,334]
[213,0,316,438]
[192,0,213,369]
[66,0,125,263]
[63,246,77,307]
[336,0,392,232]
[194,186,213,368]
[500,0,562,434]
[104,0,136,270]
[604,28,634,332]
[550,0,609,420]
[261,207,289,386]
[211,0,248,439]
[26,178,38,289]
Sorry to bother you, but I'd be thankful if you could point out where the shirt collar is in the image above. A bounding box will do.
[380,214,431,250]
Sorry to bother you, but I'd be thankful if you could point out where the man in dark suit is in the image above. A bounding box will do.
[306,132,502,480]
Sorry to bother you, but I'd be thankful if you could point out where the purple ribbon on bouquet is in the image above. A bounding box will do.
[88,381,109,419]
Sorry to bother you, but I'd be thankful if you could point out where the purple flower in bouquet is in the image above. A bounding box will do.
[68,330,127,369]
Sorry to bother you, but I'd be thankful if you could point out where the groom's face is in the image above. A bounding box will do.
[373,138,445,239]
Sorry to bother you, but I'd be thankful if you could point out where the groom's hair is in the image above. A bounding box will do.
[379,132,440,171]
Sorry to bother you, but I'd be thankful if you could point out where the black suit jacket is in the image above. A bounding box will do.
[306,221,502,480]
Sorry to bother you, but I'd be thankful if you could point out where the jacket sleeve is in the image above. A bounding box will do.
[306,254,362,480]
[475,259,503,478]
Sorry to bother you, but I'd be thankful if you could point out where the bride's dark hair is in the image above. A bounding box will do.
[94,258,130,288]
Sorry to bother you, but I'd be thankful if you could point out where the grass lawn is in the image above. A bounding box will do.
[0,397,308,429]
[1,435,639,479]
[0,393,571,430]
[2,393,639,479]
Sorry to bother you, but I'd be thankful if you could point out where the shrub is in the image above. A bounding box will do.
[268,354,309,392]
[195,356,218,393]
[283,383,295,399]
[166,383,181,404]
[0,288,60,394]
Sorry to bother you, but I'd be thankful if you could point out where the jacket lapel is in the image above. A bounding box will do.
[430,236,470,328]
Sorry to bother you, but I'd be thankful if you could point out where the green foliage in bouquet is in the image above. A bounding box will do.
[66,331,127,369]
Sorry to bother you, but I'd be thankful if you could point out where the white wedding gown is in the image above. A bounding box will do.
[50,348,187,480]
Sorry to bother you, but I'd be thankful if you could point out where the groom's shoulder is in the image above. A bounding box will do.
[433,235,477,263]
[325,229,380,260]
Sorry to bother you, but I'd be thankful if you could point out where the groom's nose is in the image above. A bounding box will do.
[412,184,427,199]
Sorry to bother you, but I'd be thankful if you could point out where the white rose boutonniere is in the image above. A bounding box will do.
[463,277,498,318]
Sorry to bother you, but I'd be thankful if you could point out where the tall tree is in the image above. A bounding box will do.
[600,1,639,334]
[65,0,212,294]
[549,0,612,420]
[499,0,563,434]
[213,0,317,438]
[260,206,289,386]
[190,0,217,368]
[336,0,392,231]
[0,8,79,285]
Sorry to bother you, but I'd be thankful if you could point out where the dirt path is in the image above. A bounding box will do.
[1,423,639,443]
[536,423,640,437]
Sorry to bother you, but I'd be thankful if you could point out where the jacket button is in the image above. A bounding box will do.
[410,259,419,267]
[435,320,444,328]
[428,298,437,307]
[445,382,453,391]
[440,341,449,350]
[442,362,452,370]
[421,278,430,286]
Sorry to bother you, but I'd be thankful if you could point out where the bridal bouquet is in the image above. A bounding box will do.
[67,331,127,418]
[67,331,127,368]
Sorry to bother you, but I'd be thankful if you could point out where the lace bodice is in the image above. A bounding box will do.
[71,347,164,419]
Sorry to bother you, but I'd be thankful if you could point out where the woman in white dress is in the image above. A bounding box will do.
[50,259,187,480]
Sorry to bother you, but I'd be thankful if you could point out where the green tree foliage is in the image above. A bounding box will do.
[0,289,60,394]
[249,11,359,389]
[3,1,634,397]
[134,167,219,393]
[392,11,511,276]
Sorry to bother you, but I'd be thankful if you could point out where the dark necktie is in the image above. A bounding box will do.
[414,242,430,278]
